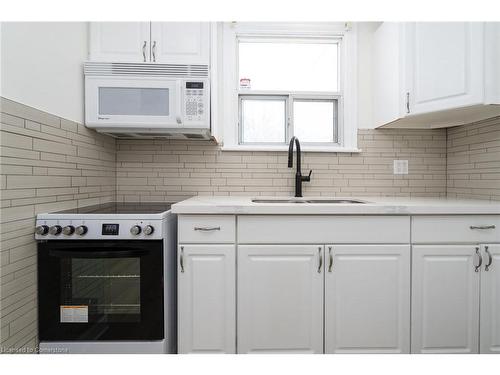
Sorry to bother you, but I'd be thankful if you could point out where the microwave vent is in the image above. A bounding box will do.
[84,62,209,78]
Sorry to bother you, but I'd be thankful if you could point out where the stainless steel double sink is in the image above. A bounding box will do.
[251,198,368,204]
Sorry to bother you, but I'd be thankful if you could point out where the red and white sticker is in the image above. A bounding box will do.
[60,305,88,323]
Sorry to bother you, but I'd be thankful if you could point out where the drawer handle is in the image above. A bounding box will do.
[194,226,221,232]
[485,246,492,272]
[475,247,483,273]
[470,225,496,230]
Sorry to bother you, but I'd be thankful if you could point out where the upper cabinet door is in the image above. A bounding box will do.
[411,245,480,353]
[89,22,151,62]
[325,245,411,353]
[237,245,324,353]
[150,22,210,65]
[405,22,484,115]
[480,244,500,354]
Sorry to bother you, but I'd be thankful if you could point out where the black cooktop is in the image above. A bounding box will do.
[55,202,173,215]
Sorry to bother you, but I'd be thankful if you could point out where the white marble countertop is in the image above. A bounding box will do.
[171,196,500,215]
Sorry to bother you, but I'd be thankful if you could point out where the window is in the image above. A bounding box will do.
[220,22,359,152]
[238,38,340,146]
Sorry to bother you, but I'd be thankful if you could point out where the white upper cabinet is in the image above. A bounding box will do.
[373,22,500,129]
[89,22,210,65]
[89,22,151,62]
[325,245,411,353]
[237,245,324,353]
[150,23,210,65]
[405,22,484,115]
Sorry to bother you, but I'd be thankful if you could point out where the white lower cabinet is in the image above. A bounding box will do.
[177,244,235,353]
[176,214,500,354]
[411,245,480,353]
[237,245,324,353]
[325,245,411,353]
[480,244,500,354]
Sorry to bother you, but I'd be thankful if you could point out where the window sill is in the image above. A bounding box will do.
[220,144,362,153]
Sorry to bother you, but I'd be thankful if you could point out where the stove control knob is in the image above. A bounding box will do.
[62,225,75,236]
[144,225,155,236]
[75,225,88,236]
[49,225,62,236]
[130,225,142,236]
[35,225,49,236]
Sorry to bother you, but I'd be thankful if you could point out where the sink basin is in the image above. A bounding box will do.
[251,198,367,204]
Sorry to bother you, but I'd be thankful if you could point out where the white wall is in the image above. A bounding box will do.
[0,22,88,123]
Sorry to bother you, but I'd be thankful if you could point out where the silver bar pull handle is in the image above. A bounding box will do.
[406,92,410,114]
[152,41,157,62]
[470,225,496,230]
[485,246,493,272]
[328,246,333,273]
[318,247,323,274]
[475,246,483,273]
[142,41,147,62]
[180,246,185,273]
[194,226,221,232]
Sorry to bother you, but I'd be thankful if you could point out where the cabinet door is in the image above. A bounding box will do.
[238,245,324,353]
[405,22,484,115]
[480,244,500,354]
[412,245,480,353]
[178,244,235,353]
[150,22,210,64]
[89,22,151,62]
[325,245,410,353]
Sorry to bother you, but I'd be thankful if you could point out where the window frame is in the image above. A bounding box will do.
[219,22,359,153]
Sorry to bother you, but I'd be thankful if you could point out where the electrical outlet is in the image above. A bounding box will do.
[393,160,408,175]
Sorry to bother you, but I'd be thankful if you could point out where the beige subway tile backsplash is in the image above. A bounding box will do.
[114,128,448,202]
[447,116,500,201]
[1,97,116,352]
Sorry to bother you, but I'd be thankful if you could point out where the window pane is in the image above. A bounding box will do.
[239,41,338,92]
[241,98,286,143]
[294,100,336,143]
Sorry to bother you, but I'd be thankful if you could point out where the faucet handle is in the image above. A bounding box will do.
[302,170,312,182]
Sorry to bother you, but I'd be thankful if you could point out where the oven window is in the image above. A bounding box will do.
[99,87,169,116]
[61,257,141,323]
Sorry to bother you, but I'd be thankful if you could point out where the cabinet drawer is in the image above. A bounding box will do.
[179,215,235,243]
[412,216,500,243]
[238,216,410,244]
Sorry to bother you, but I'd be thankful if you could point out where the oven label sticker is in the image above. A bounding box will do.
[60,305,88,323]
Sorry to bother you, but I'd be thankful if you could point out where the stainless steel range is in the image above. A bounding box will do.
[35,202,177,354]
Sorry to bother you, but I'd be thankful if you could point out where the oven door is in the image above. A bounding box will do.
[38,240,164,341]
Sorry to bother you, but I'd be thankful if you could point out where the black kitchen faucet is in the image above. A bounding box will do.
[288,136,312,197]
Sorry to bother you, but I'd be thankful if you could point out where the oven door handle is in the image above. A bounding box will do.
[48,248,147,258]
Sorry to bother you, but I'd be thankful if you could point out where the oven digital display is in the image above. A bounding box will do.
[102,223,119,235]
[186,82,203,89]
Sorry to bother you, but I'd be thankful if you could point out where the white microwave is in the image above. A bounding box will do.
[84,62,210,139]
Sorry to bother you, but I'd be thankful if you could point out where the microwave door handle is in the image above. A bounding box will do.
[49,249,147,258]
[176,81,183,125]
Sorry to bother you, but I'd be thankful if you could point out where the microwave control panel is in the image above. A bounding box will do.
[184,80,209,125]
